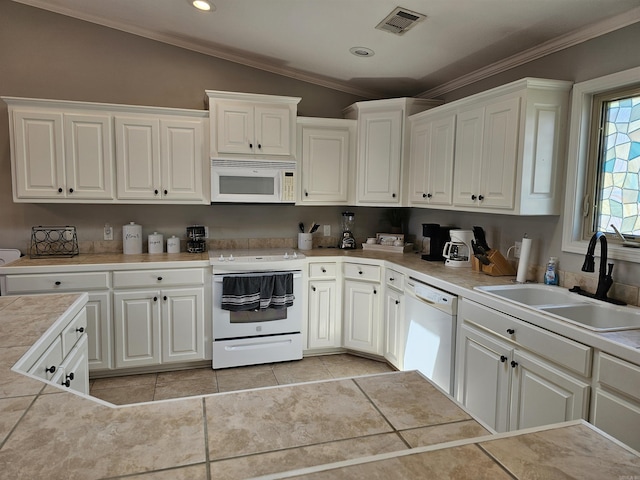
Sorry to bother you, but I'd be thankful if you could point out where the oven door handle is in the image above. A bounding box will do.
[213,272,302,283]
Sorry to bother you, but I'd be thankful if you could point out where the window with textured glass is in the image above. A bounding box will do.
[587,86,640,240]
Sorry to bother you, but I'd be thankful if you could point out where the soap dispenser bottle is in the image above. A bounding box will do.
[544,256,559,285]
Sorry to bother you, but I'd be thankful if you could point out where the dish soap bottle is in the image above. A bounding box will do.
[544,256,559,285]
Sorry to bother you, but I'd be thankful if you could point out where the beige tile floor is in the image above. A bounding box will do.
[90,354,395,405]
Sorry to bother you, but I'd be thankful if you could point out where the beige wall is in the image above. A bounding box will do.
[1,1,639,288]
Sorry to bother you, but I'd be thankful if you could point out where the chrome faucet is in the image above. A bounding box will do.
[571,232,625,305]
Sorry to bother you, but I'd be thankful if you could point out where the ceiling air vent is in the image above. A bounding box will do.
[375,7,426,36]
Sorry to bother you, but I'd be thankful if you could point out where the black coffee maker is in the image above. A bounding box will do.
[421,223,453,261]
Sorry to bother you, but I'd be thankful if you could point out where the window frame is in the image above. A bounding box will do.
[563,65,640,263]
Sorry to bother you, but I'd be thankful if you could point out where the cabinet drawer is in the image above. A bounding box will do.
[461,299,592,377]
[385,269,405,291]
[5,272,110,293]
[309,263,337,279]
[28,336,63,381]
[61,308,87,358]
[343,263,380,282]
[113,268,204,288]
[597,352,640,400]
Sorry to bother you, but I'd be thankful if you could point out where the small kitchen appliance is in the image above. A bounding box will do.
[443,229,474,267]
[186,225,207,253]
[339,211,356,249]
[421,224,453,261]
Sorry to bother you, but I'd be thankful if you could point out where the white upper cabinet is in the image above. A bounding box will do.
[408,109,456,206]
[6,102,114,201]
[3,97,209,204]
[344,98,441,206]
[296,117,356,205]
[449,78,571,215]
[206,90,300,159]
[115,113,207,203]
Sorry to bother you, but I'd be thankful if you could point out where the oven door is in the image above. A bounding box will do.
[213,271,302,339]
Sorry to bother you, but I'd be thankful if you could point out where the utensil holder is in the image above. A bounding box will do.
[298,233,313,250]
[481,249,516,276]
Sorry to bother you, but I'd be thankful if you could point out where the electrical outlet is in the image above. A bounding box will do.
[103,224,113,241]
[323,225,331,237]
[514,241,522,258]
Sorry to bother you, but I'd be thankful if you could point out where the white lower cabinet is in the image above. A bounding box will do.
[306,262,341,350]
[591,352,640,451]
[114,286,205,369]
[54,335,90,395]
[383,269,405,369]
[456,300,590,433]
[342,263,382,355]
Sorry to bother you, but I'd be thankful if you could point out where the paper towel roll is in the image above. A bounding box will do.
[516,237,532,283]
[123,222,142,255]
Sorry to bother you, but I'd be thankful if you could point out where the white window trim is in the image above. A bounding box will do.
[562,65,640,263]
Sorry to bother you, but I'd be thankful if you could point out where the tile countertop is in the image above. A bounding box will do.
[1,249,640,365]
[0,294,639,479]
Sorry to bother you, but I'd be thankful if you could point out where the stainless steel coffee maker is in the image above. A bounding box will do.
[186,225,206,253]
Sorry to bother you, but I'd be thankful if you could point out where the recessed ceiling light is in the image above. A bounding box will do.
[350,47,375,58]
[191,0,214,12]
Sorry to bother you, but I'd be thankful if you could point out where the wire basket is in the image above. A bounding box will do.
[30,226,79,258]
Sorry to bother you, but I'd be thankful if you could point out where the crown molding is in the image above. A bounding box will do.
[13,0,640,101]
[417,7,640,99]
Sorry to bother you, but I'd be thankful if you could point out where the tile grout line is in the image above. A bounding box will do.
[0,385,45,451]
[202,397,213,480]
[349,378,413,450]
[475,443,519,479]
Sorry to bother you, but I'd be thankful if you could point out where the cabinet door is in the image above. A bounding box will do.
[160,117,206,202]
[591,388,640,452]
[60,335,90,395]
[479,96,519,209]
[113,290,161,368]
[115,116,161,200]
[161,287,205,363]
[408,119,431,204]
[410,113,456,206]
[357,109,402,204]
[216,101,254,154]
[509,349,589,431]
[343,280,381,354]
[456,324,511,432]
[255,105,291,156]
[307,280,340,349]
[300,126,349,203]
[383,288,404,369]
[85,291,113,371]
[12,110,65,199]
[453,107,484,207]
[63,113,114,200]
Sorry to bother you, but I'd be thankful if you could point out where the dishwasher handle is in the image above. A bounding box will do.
[406,279,457,315]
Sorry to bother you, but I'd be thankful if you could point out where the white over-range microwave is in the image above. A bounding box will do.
[211,158,296,203]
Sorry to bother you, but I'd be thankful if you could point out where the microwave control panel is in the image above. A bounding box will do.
[283,171,295,202]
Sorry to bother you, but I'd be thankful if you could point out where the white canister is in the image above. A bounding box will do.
[123,222,142,255]
[167,235,180,254]
[148,232,164,254]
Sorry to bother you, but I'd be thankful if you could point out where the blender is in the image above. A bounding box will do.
[339,211,356,249]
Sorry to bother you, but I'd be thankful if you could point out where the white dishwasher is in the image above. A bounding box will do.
[403,277,457,395]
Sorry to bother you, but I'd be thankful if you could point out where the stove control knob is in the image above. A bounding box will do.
[229,254,234,261]
[293,252,298,259]
[218,254,225,262]
[284,252,289,259]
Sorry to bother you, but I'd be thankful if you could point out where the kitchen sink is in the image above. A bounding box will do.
[539,304,640,332]
[475,284,640,332]
[475,284,586,307]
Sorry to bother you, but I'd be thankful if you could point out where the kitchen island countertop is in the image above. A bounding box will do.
[1,293,639,479]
